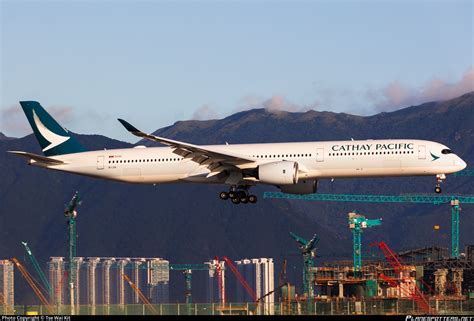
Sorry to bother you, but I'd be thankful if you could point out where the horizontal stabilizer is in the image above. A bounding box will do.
[8,151,65,165]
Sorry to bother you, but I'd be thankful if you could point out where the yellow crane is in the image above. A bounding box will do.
[121,273,159,314]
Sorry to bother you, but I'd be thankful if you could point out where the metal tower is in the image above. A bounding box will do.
[451,200,460,258]
[289,232,319,298]
[347,212,382,276]
[64,191,81,314]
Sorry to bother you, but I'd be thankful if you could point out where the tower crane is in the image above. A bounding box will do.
[21,241,51,298]
[64,191,81,314]
[168,264,210,304]
[347,212,382,276]
[289,232,319,298]
[265,192,474,258]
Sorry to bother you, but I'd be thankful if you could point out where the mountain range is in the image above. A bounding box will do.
[1,92,473,303]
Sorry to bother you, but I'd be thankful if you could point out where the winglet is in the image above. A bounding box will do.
[117,118,141,133]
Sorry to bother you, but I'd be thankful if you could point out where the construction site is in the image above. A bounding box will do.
[1,172,474,315]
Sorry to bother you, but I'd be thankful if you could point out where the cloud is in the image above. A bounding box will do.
[368,67,474,112]
[234,94,320,114]
[191,104,219,121]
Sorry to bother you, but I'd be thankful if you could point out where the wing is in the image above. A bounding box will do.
[8,151,66,165]
[118,119,256,178]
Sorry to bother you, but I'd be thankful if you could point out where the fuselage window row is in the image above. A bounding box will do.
[108,157,183,164]
[328,151,415,157]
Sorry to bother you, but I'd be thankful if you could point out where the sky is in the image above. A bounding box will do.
[1,0,473,142]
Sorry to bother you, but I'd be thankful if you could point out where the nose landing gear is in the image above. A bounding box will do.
[219,185,258,204]
[435,174,446,194]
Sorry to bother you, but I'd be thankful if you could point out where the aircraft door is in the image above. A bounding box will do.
[316,148,324,162]
[418,145,426,160]
[97,156,104,170]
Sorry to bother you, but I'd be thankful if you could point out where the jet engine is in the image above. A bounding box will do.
[279,179,318,194]
[257,161,299,185]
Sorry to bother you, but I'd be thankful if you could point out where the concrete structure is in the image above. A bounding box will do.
[0,260,14,314]
[234,258,274,314]
[47,257,170,306]
[48,257,65,306]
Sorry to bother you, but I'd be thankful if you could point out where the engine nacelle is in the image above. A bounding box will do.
[257,161,299,185]
[280,179,318,194]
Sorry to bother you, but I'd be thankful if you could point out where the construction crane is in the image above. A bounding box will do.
[451,200,461,258]
[122,273,158,314]
[372,242,432,314]
[348,212,382,276]
[168,264,210,304]
[11,258,54,314]
[289,232,319,298]
[64,191,81,314]
[220,256,257,302]
[21,241,51,298]
[265,192,474,258]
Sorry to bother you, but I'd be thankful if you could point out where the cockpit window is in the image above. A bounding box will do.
[441,149,452,154]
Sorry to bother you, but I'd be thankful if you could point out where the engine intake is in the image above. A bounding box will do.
[257,161,299,185]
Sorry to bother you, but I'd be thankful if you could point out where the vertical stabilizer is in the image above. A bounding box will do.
[19,101,86,156]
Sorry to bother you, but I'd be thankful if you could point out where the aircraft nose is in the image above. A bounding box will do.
[455,157,467,171]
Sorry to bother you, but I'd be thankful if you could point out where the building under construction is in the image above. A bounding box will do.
[0,259,14,314]
[48,257,170,307]
[309,245,474,301]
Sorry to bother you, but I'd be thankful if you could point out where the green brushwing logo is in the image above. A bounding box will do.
[430,152,440,161]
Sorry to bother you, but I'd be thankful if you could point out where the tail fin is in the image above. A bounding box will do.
[19,101,86,156]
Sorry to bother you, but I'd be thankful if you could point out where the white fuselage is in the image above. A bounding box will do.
[30,139,466,186]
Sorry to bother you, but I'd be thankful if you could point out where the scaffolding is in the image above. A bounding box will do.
[0,260,14,314]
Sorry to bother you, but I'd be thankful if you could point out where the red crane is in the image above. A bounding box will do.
[372,242,432,314]
[221,256,257,302]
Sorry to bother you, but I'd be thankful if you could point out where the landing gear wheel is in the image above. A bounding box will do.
[435,186,442,194]
[248,195,258,203]
[240,197,248,204]
[231,197,241,204]
[229,191,236,199]
[237,191,247,199]
[219,192,229,200]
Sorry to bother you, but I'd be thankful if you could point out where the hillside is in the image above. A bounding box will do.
[1,92,473,303]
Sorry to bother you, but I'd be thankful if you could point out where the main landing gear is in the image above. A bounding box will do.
[219,186,257,204]
[435,174,446,194]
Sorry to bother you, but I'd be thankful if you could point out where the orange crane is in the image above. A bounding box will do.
[121,273,158,314]
[11,258,54,314]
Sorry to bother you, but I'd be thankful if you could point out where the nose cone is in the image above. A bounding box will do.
[455,157,467,171]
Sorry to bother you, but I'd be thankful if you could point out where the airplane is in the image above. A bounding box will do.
[8,101,467,204]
